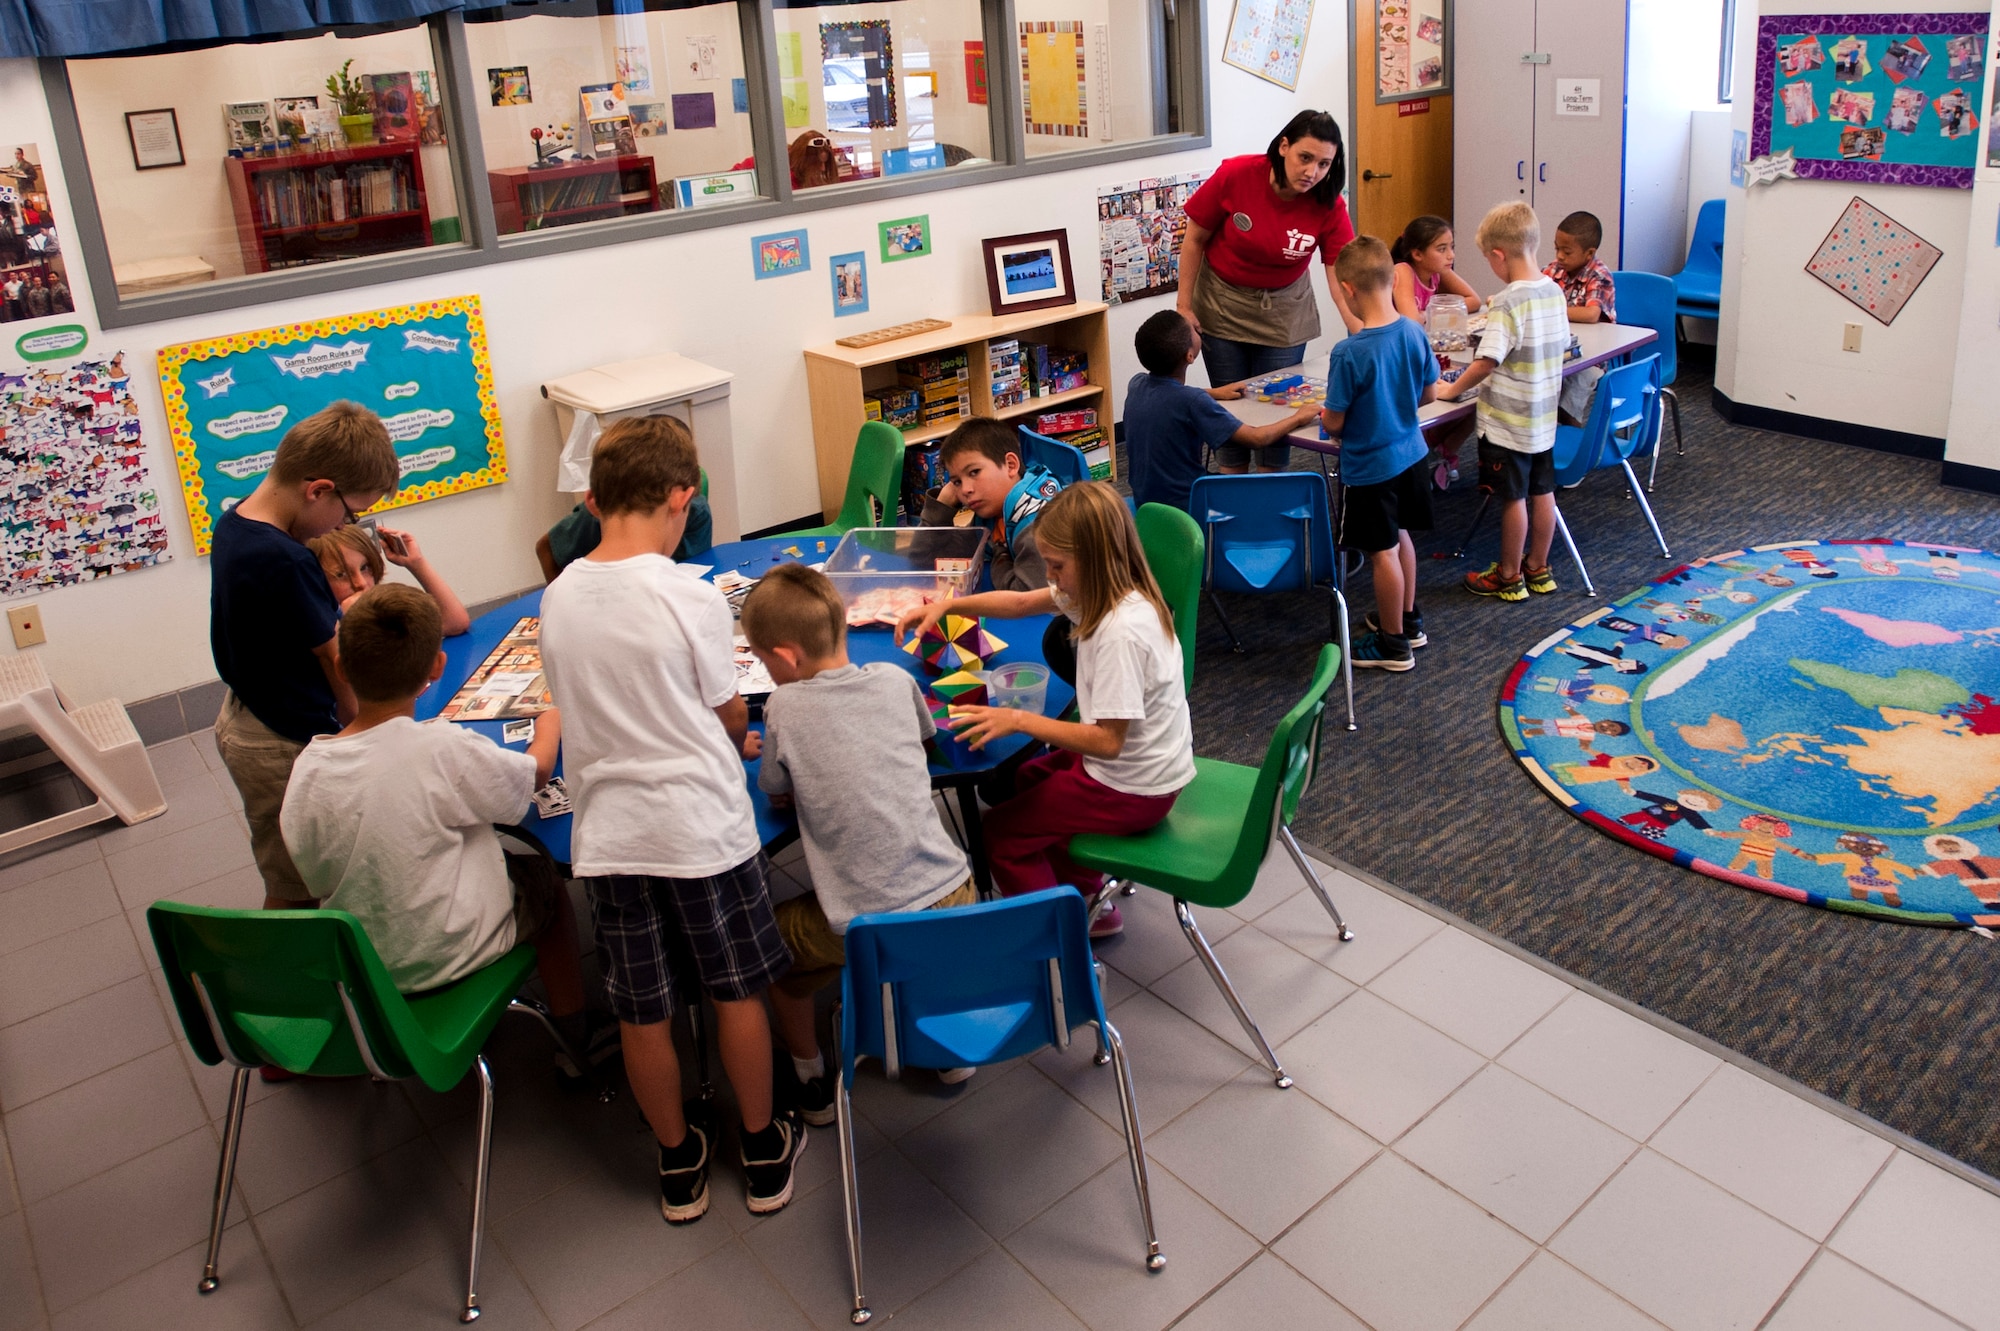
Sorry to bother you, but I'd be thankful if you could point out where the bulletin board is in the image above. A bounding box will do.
[157,295,507,556]
[1097,172,1209,304]
[1753,14,1990,188]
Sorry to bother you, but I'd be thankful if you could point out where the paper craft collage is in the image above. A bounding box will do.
[1097,172,1209,304]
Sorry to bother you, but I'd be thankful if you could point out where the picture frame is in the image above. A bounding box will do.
[1374,0,1451,103]
[830,251,870,317]
[124,108,183,170]
[752,227,811,279]
[878,214,932,262]
[981,229,1076,316]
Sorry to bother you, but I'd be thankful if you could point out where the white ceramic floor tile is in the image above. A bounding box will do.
[1498,993,1719,1139]
[1220,848,1313,922]
[1397,1065,1637,1243]
[1463,1252,1667,1331]
[1275,1154,1533,1331]
[1260,873,1441,985]
[1031,989,1251,1135]
[1550,1149,1817,1331]
[1650,1063,1893,1241]
[883,1247,1087,1331]
[1275,989,1483,1143]
[1175,1253,1368,1331]
[1085,884,1240,988]
[1366,926,1572,1058]
[1762,1250,1969,1331]
[45,1225,289,1331]
[1147,923,1354,1061]
[1828,1150,2000,1331]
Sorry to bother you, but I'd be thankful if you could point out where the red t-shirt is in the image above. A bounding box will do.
[1185,154,1356,291]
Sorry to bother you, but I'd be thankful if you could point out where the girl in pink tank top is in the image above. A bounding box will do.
[1391,215,1482,325]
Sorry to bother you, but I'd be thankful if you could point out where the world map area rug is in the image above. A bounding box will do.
[1501,540,2000,927]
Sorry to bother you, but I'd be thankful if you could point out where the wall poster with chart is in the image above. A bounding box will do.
[1754,14,1990,187]
[1097,172,1209,304]
[1221,0,1316,91]
[1376,0,1449,100]
[1020,21,1088,137]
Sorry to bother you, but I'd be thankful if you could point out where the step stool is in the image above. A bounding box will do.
[0,654,167,854]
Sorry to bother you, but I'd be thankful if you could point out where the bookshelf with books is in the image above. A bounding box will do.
[224,142,432,274]
[488,155,660,234]
[802,301,1113,522]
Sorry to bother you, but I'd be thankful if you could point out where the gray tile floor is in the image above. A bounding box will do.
[4,733,2000,1330]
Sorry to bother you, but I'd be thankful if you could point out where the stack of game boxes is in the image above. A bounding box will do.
[989,339,1027,410]
[896,350,971,431]
[863,385,922,430]
[1033,408,1112,481]
[1018,343,1090,398]
[901,440,947,523]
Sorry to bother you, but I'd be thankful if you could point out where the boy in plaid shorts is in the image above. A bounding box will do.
[539,416,803,1224]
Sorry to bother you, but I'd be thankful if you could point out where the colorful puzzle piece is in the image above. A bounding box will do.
[904,614,1007,673]
[929,669,989,708]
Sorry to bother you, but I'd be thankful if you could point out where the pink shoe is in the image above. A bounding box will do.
[1089,905,1124,939]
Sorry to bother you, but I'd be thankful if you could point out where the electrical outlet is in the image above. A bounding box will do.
[7,605,45,648]
[1843,322,1864,352]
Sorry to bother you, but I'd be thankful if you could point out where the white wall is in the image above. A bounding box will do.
[1623,0,1726,276]
[1943,8,2000,476]
[0,1,1350,707]
[1682,107,1733,344]
[1716,0,1986,441]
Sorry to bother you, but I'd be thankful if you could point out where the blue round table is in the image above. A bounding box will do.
[417,536,1073,894]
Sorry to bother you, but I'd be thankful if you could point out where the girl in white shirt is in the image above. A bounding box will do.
[899,482,1195,936]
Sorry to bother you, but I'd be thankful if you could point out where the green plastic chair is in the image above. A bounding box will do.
[149,902,576,1324]
[1068,644,1354,1090]
[784,421,905,539]
[1134,502,1203,695]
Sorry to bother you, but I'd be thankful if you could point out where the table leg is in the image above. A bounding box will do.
[957,784,992,897]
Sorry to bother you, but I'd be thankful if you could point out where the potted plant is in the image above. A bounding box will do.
[326,59,374,145]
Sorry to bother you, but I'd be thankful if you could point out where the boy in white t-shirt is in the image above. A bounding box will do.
[279,584,600,1068]
[538,416,804,1225]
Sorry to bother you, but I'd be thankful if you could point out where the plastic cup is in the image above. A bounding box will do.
[987,662,1051,715]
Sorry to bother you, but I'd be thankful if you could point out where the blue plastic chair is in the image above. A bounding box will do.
[1545,354,1672,594]
[1187,473,1354,731]
[834,889,1162,1324]
[1610,269,1686,487]
[1675,199,1724,322]
[1015,427,1092,487]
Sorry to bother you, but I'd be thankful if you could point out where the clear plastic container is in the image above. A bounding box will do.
[1426,293,1470,352]
[986,662,1051,714]
[823,526,990,626]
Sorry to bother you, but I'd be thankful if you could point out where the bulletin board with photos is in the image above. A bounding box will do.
[1754,13,1990,187]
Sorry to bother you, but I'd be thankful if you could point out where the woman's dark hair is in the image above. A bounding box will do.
[1391,215,1453,266]
[1265,110,1345,209]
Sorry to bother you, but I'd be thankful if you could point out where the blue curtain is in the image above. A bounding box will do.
[0,0,521,59]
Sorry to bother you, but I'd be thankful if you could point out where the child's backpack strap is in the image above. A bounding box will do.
[1002,464,1065,544]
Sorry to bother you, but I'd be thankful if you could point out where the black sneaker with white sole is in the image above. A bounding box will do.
[742,1109,808,1214]
[658,1105,715,1225]
[553,1017,622,1084]
[792,1071,837,1128]
[1363,609,1426,648]
[1349,629,1415,671]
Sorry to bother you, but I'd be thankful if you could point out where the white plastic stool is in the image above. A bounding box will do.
[0,655,166,853]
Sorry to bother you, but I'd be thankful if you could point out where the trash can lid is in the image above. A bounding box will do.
[542,352,733,413]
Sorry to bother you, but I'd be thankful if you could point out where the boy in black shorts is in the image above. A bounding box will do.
[1320,236,1440,670]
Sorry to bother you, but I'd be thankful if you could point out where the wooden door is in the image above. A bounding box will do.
[1530,0,1628,267]
[1452,0,1538,299]
[1349,0,1455,243]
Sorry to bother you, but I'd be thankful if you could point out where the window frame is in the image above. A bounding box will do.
[1718,0,1738,104]
[43,0,1210,330]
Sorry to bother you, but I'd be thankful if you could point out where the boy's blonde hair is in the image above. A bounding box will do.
[307,525,383,586]
[1334,235,1394,293]
[270,401,400,495]
[741,563,845,660]
[1475,202,1541,262]
[1031,481,1173,641]
[338,583,441,703]
[590,415,700,517]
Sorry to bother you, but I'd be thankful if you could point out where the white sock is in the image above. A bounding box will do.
[793,1051,825,1083]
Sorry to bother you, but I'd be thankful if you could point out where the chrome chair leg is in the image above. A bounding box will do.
[198,1067,251,1295]
[1280,826,1353,941]
[833,1020,871,1325]
[1450,492,1492,559]
[1208,590,1244,654]
[1174,899,1291,1089]
[1620,461,1670,557]
[1101,1020,1166,1272]
[461,1055,495,1324]
[1329,587,1356,731]
[1664,386,1684,456]
[1549,503,1595,596]
[506,997,615,1103]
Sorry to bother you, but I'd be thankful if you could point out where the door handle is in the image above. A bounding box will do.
[1539,162,1547,183]
[1517,160,1525,181]
[1362,169,1393,181]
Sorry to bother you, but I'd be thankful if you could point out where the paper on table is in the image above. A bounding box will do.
[679,563,715,579]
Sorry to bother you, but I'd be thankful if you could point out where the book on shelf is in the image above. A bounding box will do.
[272,96,318,143]
[224,101,278,151]
[250,156,416,231]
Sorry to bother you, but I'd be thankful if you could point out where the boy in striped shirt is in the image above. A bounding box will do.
[1434,202,1569,601]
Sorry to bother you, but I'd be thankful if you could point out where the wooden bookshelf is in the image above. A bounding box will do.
[489,155,660,234]
[802,301,1113,521]
[225,142,431,274]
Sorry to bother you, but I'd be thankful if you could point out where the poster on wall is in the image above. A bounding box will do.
[1375,0,1448,101]
[157,296,508,557]
[965,40,989,105]
[1097,172,1209,305]
[821,21,897,130]
[0,352,171,595]
[1803,195,1943,324]
[1754,14,1989,188]
[0,144,76,326]
[1020,21,1088,137]
[1221,0,1317,92]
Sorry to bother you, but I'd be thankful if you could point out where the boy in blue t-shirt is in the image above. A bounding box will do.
[1320,236,1440,672]
[1123,310,1319,514]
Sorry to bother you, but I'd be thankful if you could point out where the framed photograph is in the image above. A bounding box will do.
[878,214,931,262]
[830,251,869,317]
[752,228,811,279]
[124,109,183,170]
[981,229,1075,316]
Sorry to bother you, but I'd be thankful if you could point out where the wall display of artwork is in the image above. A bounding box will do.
[1754,14,1989,188]
[489,66,531,107]
[830,250,869,317]
[157,295,508,556]
[1221,0,1317,91]
[821,20,897,130]
[1375,0,1448,100]
[1803,195,1943,324]
[1097,172,1208,304]
[879,214,931,262]
[753,227,811,278]
[965,40,989,105]
[0,352,171,595]
[983,229,1076,315]
[1020,21,1088,137]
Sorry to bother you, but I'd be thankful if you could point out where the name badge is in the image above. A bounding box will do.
[1231,212,1252,232]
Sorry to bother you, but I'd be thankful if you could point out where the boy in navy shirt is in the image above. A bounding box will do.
[1320,236,1439,672]
[1123,310,1319,514]
[210,401,401,909]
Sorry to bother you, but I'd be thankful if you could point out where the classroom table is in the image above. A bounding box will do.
[417,536,1075,895]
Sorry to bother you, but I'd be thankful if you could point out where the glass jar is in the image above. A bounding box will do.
[1426,293,1470,353]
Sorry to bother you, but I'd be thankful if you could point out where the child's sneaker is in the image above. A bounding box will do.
[1464,563,1528,601]
[1522,563,1558,595]
[1089,905,1124,939]
[792,1071,837,1128]
[1363,609,1426,648]
[658,1107,714,1224]
[742,1108,808,1214]
[553,1016,622,1083]
[938,1066,978,1085]
[1350,630,1414,671]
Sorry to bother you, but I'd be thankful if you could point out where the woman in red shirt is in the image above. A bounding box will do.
[1177,110,1359,470]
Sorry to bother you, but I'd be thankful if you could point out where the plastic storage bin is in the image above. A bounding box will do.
[824,527,989,625]
[985,662,1051,715]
